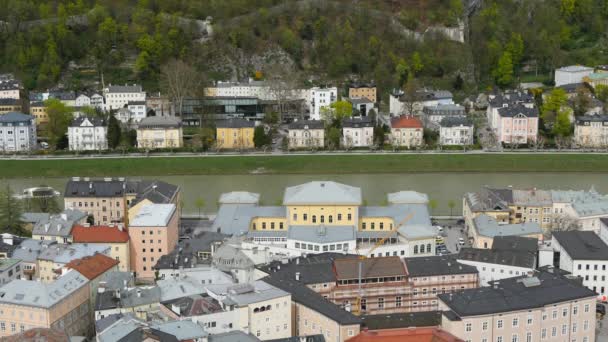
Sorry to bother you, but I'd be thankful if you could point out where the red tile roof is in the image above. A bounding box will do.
[72,225,129,243]
[65,253,119,280]
[346,328,464,342]
[391,115,423,129]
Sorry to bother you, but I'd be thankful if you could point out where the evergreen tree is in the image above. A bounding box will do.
[493,52,514,87]
[107,115,122,149]
[253,126,269,148]
[0,185,26,236]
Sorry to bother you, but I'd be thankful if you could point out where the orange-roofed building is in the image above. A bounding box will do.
[390,115,424,148]
[346,327,464,342]
[71,225,130,272]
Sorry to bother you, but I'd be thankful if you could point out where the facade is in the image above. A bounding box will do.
[136,116,183,148]
[495,105,539,144]
[439,268,597,342]
[457,248,536,286]
[439,117,474,146]
[29,102,48,126]
[486,92,535,142]
[212,182,437,259]
[128,203,179,280]
[0,112,37,152]
[342,117,374,147]
[574,115,608,147]
[0,99,21,115]
[0,270,90,338]
[71,224,131,272]
[348,97,374,117]
[68,116,107,151]
[103,84,146,111]
[126,101,147,123]
[146,93,174,116]
[403,256,479,312]
[216,119,255,149]
[390,115,424,148]
[31,209,86,243]
[0,259,22,285]
[389,89,453,116]
[36,243,110,283]
[94,272,160,321]
[555,65,594,87]
[0,79,20,100]
[287,120,325,149]
[552,231,608,301]
[11,239,57,280]
[115,108,135,124]
[423,103,466,129]
[309,87,337,120]
[348,83,376,103]
[74,94,90,107]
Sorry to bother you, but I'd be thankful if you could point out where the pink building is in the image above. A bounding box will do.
[128,204,178,281]
[493,105,539,144]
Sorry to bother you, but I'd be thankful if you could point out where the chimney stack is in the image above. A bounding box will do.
[295,272,301,281]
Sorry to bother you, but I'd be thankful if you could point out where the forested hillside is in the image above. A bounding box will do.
[0,0,606,99]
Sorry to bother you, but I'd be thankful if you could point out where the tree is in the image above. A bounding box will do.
[373,125,386,147]
[572,86,592,116]
[553,108,572,137]
[160,59,206,116]
[107,115,122,149]
[448,200,456,217]
[542,88,568,130]
[411,52,424,76]
[401,78,420,115]
[253,126,270,148]
[195,197,205,218]
[44,99,72,149]
[493,51,514,87]
[596,85,608,107]
[0,185,26,236]
[330,101,353,120]
[24,196,61,214]
[428,199,438,215]
[552,214,580,231]
[266,63,298,123]
[326,127,341,149]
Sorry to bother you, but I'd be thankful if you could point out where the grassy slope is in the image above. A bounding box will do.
[1,154,607,178]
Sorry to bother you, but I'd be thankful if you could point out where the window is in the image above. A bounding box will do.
[584,304,590,313]
[378,298,384,309]
[320,215,324,223]
[271,222,275,229]
[497,337,503,342]
[414,245,419,254]
[512,318,518,327]
[562,308,568,317]
[497,320,503,329]
[512,334,518,342]
[552,310,557,319]
[262,222,266,229]
[562,324,567,335]
[551,327,556,337]
[396,296,402,307]
[583,320,589,331]
[482,321,488,331]
[573,306,578,315]
[293,214,297,221]
[527,315,533,325]
[541,329,546,339]
[312,215,317,223]
[348,213,352,220]
[10,323,14,332]
[338,214,342,221]
[526,332,531,342]
[572,322,577,333]
[0,322,4,331]
[303,214,307,221]
[329,215,333,223]
[465,323,472,332]
[362,223,366,229]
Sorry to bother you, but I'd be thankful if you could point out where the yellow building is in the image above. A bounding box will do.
[71,225,131,272]
[136,116,183,149]
[0,99,21,115]
[29,102,49,125]
[216,118,255,150]
[574,115,608,148]
[348,82,377,103]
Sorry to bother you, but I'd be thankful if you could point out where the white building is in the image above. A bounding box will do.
[207,79,309,102]
[90,94,104,109]
[348,97,375,117]
[309,87,337,120]
[457,248,536,286]
[389,89,453,116]
[342,117,374,147]
[287,120,325,149]
[68,116,108,151]
[103,84,146,111]
[555,65,594,87]
[0,112,37,152]
[0,259,22,284]
[439,117,474,146]
[127,101,147,123]
[486,91,535,133]
[0,76,21,99]
[75,94,91,107]
[552,231,608,301]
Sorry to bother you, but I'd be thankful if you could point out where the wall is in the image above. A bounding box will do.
[64,196,125,226]
[137,127,183,148]
[287,205,359,227]
[456,259,533,286]
[248,294,291,341]
[294,301,359,342]
[216,127,254,149]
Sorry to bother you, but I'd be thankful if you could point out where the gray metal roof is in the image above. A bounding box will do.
[21,213,50,224]
[553,231,608,260]
[491,236,538,253]
[11,239,57,263]
[348,97,373,105]
[137,116,181,128]
[283,181,362,205]
[457,248,536,268]
[64,178,136,198]
[0,112,34,123]
[37,243,110,264]
[70,116,106,127]
[130,203,176,227]
[342,117,374,128]
[360,311,442,330]
[216,118,255,128]
[439,269,596,317]
[258,253,358,285]
[96,315,143,342]
[511,189,552,206]
[95,285,160,311]
[130,180,180,207]
[0,270,88,308]
[288,225,356,243]
[32,209,86,237]
[572,200,608,217]
[212,244,255,271]
[473,215,541,238]
[207,280,289,306]
[439,116,472,127]
[106,84,143,93]
[404,256,478,277]
[149,320,208,340]
[576,115,608,124]
[288,120,324,130]
[497,105,539,118]
[211,204,284,235]
[464,188,512,212]
[219,191,260,204]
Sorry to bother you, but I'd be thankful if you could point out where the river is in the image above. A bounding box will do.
[3,173,608,215]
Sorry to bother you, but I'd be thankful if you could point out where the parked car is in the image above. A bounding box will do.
[458,237,465,246]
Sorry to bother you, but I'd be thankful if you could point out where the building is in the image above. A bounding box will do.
[71,225,130,272]
[347,327,463,342]
[348,98,374,117]
[469,215,543,249]
[552,231,608,301]
[216,119,255,150]
[36,243,111,282]
[160,293,236,335]
[146,93,174,117]
[342,117,374,147]
[0,259,22,285]
[126,101,147,123]
[348,82,377,103]
[31,209,86,243]
[422,104,466,129]
[574,115,608,148]
[0,112,37,152]
[211,182,437,259]
[389,89,454,116]
[74,94,91,107]
[94,272,160,321]
[10,239,57,280]
[0,78,20,100]
[103,84,146,111]
[154,231,225,275]
[136,116,183,148]
[0,270,90,338]
[495,105,539,144]
[457,248,536,286]
[403,256,479,312]
[439,268,597,342]
[309,87,337,120]
[0,99,21,115]
[390,116,424,148]
[64,178,180,226]
[28,102,48,126]
[555,65,594,87]
[584,72,608,89]
[288,120,325,149]
[68,116,107,151]
[439,117,474,146]
[128,203,178,280]
[486,92,535,142]
[48,91,76,107]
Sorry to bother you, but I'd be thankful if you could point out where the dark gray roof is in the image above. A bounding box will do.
[439,269,596,317]
[348,97,373,105]
[404,256,478,277]
[130,180,179,206]
[349,82,375,88]
[268,335,325,342]
[137,116,181,128]
[576,115,608,124]
[492,236,538,253]
[49,90,76,101]
[553,231,608,260]
[154,231,227,270]
[209,331,261,342]
[488,92,534,107]
[107,84,143,93]
[258,253,359,285]
[216,118,255,128]
[288,120,324,130]
[127,101,146,106]
[70,116,106,127]
[557,83,586,93]
[0,112,34,123]
[439,116,472,127]
[95,313,124,333]
[262,276,361,325]
[457,248,536,268]
[0,98,20,105]
[497,105,539,118]
[65,178,134,198]
[360,311,442,330]
[464,187,512,212]
[342,117,373,128]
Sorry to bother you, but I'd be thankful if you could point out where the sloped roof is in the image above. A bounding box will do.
[288,120,324,130]
[391,116,423,129]
[404,256,478,277]
[553,231,608,260]
[137,116,181,128]
[473,215,541,238]
[0,270,88,308]
[334,256,406,280]
[497,105,538,118]
[457,248,536,269]
[70,116,105,127]
[342,117,374,128]
[72,225,129,243]
[31,209,86,237]
[64,253,119,280]
[216,118,255,128]
[0,112,34,123]
[288,225,356,244]
[283,181,362,205]
[130,204,176,227]
[106,84,143,93]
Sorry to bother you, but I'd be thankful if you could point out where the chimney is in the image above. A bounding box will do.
[98,286,105,294]
[115,289,121,299]
[60,213,67,221]
[123,279,128,288]
[44,223,50,232]
[296,258,300,265]
[295,272,301,281]
[493,282,499,289]
[136,289,142,298]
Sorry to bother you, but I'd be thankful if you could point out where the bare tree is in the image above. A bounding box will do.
[160,59,206,117]
[401,79,420,115]
[531,136,545,151]
[554,135,572,151]
[266,64,298,123]
[552,214,580,232]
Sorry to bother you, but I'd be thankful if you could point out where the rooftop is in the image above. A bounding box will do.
[38,243,110,264]
[149,320,208,340]
[0,270,88,308]
[64,178,135,198]
[64,253,119,280]
[283,181,362,205]
[130,180,180,207]
[439,269,596,317]
[511,189,552,206]
[334,256,406,280]
[0,258,21,271]
[497,105,539,118]
[439,116,472,128]
[206,280,289,307]
[288,120,324,130]
[106,84,143,93]
[342,117,374,128]
[391,115,423,129]
[553,231,608,260]
[576,115,608,124]
[210,331,261,342]
[11,239,57,263]
[457,248,536,269]
[473,215,542,238]
[161,293,224,317]
[31,209,86,237]
[288,225,356,244]
[71,225,130,243]
[258,253,358,285]
[404,256,478,277]
[0,112,34,123]
[70,116,105,127]
[130,203,176,227]
[464,187,512,212]
[360,311,442,330]
[137,116,181,128]
[346,327,463,342]
[491,236,538,253]
[95,285,160,311]
[216,118,255,128]
[557,65,593,72]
